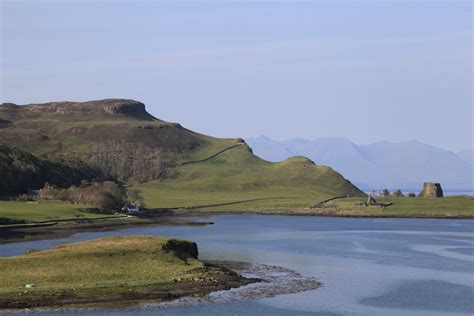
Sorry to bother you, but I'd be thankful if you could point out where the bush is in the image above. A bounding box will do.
[35,181,128,210]
[67,184,122,210]
[407,192,416,198]
[0,217,27,225]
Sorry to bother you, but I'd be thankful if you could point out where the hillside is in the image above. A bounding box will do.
[0,145,96,195]
[0,99,364,206]
[247,136,474,190]
[136,144,363,209]
[0,99,242,183]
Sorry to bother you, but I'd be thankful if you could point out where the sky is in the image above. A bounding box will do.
[1,0,472,152]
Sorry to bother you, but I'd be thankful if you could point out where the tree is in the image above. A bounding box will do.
[126,189,146,208]
[407,192,416,198]
[382,189,390,197]
[392,189,405,197]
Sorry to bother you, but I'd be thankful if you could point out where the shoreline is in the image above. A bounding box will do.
[165,208,474,219]
[0,259,323,313]
[1,209,473,245]
[0,216,213,244]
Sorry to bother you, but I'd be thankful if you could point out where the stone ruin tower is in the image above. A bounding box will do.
[418,182,444,197]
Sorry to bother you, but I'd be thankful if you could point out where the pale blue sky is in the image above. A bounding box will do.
[1,0,472,151]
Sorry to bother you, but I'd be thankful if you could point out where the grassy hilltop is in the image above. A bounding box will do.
[0,99,364,211]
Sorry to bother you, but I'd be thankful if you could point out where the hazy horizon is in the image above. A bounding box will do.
[247,135,473,153]
[2,0,472,151]
[246,135,473,191]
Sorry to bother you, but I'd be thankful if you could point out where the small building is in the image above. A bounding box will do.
[121,204,140,214]
[27,189,40,201]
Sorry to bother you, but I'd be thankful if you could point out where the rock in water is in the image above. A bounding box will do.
[418,182,444,197]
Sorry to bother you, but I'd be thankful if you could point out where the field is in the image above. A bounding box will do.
[0,236,250,308]
[137,185,321,210]
[311,196,474,218]
[0,201,107,223]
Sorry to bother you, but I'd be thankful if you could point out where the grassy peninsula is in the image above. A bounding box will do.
[0,236,256,309]
[309,196,474,218]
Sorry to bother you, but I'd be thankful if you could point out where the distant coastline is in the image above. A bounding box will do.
[362,189,474,197]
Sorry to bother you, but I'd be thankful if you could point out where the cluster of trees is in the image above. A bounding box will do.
[380,189,416,198]
[36,181,145,211]
[85,142,167,183]
[0,146,147,210]
[0,145,98,196]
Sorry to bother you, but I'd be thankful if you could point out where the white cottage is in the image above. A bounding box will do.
[122,205,140,214]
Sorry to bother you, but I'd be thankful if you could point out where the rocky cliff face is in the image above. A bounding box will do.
[418,182,444,197]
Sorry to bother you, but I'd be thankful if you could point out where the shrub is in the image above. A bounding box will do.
[16,194,28,202]
[67,185,120,210]
[33,181,143,211]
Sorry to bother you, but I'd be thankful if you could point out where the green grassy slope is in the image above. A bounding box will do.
[0,236,203,292]
[135,145,365,210]
[311,196,474,218]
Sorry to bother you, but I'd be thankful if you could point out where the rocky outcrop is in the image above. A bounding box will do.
[1,99,157,121]
[162,239,199,259]
[418,182,444,197]
[0,103,19,112]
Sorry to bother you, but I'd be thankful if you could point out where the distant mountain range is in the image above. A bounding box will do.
[246,136,473,191]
